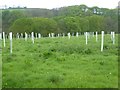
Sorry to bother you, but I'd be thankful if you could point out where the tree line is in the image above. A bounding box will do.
[1,4,118,35]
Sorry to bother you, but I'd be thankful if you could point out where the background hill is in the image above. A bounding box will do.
[1,4,118,35]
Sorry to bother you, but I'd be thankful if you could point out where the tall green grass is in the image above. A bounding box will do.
[2,34,118,88]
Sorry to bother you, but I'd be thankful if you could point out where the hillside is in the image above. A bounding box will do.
[1,4,118,34]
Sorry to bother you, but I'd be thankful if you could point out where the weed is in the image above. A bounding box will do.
[24,59,33,67]
[104,45,110,50]
[5,55,13,62]
[43,51,52,59]
[47,74,63,84]
[56,56,66,62]
[83,48,92,54]
[99,61,104,65]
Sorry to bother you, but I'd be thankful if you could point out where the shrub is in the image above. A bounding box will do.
[83,48,92,54]
[47,74,63,84]
[42,51,53,59]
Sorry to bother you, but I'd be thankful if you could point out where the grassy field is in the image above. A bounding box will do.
[1,34,118,88]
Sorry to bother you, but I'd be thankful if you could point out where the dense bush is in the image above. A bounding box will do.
[9,15,107,36]
[9,17,58,36]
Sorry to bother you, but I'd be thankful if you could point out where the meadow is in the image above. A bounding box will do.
[2,34,118,88]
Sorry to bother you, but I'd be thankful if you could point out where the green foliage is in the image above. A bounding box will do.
[2,4,118,33]
[103,17,118,33]
[9,17,58,35]
[32,17,58,35]
[53,16,89,33]
[2,10,27,33]
[9,18,34,33]
[86,15,104,32]
[57,17,81,33]
[24,8,53,18]
[47,74,63,84]
[78,17,89,32]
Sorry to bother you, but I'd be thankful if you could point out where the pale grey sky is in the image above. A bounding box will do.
[0,0,119,9]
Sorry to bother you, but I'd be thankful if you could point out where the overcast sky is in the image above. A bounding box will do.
[0,0,119,9]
